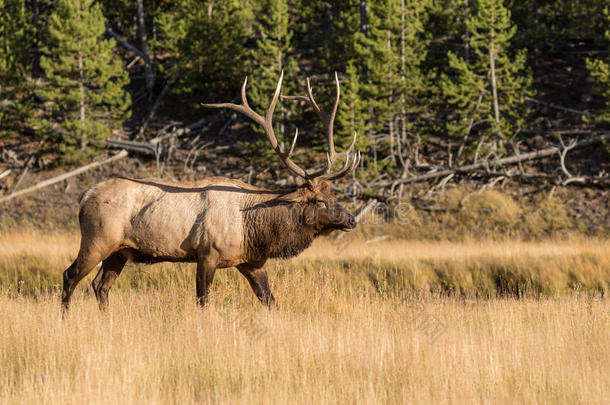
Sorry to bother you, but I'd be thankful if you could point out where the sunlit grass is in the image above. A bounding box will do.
[0,231,608,403]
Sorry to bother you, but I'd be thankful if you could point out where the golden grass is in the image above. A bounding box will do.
[0,232,609,404]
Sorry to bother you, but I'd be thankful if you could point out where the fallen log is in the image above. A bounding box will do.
[0,150,128,204]
[378,133,610,187]
[106,139,156,155]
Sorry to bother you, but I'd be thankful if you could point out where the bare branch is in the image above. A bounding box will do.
[377,133,610,187]
[0,169,11,181]
[105,25,149,63]
[525,96,594,118]
[0,151,129,204]
[557,136,578,179]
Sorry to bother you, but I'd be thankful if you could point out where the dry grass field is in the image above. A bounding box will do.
[0,231,609,404]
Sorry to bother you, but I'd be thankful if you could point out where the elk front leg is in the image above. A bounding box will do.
[237,264,276,307]
[196,250,218,307]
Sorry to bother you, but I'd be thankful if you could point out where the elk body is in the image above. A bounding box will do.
[62,73,360,311]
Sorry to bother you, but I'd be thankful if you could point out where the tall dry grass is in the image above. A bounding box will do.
[0,232,609,404]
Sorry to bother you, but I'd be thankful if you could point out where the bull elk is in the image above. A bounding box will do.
[61,72,360,311]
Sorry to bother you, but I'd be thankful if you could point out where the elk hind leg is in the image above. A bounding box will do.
[62,246,112,312]
[91,252,127,311]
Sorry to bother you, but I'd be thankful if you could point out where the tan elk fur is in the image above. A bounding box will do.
[62,176,354,310]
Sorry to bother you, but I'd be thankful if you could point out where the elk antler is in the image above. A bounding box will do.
[282,72,360,181]
[201,71,310,180]
[202,72,359,183]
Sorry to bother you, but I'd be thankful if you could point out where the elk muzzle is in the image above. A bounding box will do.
[328,206,357,232]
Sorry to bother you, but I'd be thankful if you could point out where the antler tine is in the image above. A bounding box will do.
[326,72,341,160]
[308,72,341,162]
[323,150,360,181]
[343,130,357,155]
[320,132,359,181]
[283,74,359,182]
[240,76,250,108]
[201,76,265,127]
[287,128,299,157]
[265,70,284,125]
[305,77,324,118]
[202,71,311,181]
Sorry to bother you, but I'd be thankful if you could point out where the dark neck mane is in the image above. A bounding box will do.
[243,201,316,261]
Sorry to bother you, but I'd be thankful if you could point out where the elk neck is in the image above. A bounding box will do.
[242,192,318,261]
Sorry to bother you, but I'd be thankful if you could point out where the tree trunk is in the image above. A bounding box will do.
[360,0,369,37]
[489,47,500,128]
[489,7,501,139]
[399,0,407,169]
[78,49,86,148]
[464,0,470,62]
[77,0,86,149]
[136,0,155,100]
[387,15,395,163]
[31,0,42,77]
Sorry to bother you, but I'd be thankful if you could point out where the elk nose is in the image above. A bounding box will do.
[348,215,356,229]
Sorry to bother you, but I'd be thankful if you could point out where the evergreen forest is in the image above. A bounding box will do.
[0,0,609,193]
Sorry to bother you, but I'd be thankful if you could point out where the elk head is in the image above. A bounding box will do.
[202,71,360,234]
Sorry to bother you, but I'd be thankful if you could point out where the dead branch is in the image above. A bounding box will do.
[557,135,579,179]
[470,170,610,188]
[14,156,35,189]
[525,96,594,118]
[184,141,213,173]
[561,176,610,187]
[137,67,178,139]
[105,26,149,63]
[0,150,128,204]
[135,0,154,97]
[0,169,11,181]
[522,129,598,135]
[106,139,156,155]
[413,206,493,212]
[378,133,610,187]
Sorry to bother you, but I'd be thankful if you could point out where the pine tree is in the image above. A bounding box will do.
[248,0,298,112]
[427,0,471,63]
[0,0,33,138]
[337,61,367,152]
[246,0,299,161]
[157,0,251,111]
[393,0,433,170]
[440,0,533,158]
[324,0,398,176]
[586,6,610,122]
[324,0,431,179]
[33,0,130,162]
[0,0,31,79]
[508,0,607,57]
